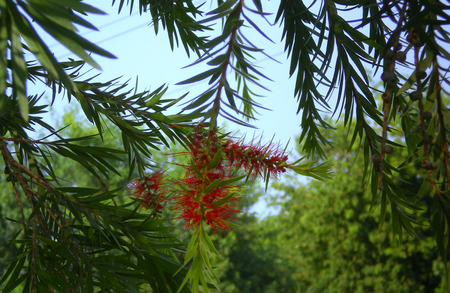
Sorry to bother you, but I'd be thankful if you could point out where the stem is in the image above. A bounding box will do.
[0,140,36,207]
[378,96,391,189]
[412,38,441,199]
[32,217,37,293]
[434,56,450,191]
[378,1,408,190]
[0,139,92,278]
[430,42,450,227]
[210,0,244,129]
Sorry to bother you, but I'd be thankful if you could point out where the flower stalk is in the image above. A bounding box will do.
[128,170,166,215]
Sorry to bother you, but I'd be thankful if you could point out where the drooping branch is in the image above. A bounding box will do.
[210,0,244,128]
[378,1,408,190]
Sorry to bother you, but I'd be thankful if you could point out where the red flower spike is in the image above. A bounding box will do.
[171,126,289,233]
[169,127,241,232]
[222,137,289,179]
[128,170,166,214]
[172,168,240,233]
[173,191,202,230]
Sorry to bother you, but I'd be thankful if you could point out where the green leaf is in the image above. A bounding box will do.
[9,17,28,120]
[207,149,222,170]
[204,179,222,194]
[19,2,115,66]
[183,230,199,265]
[217,174,246,186]
[177,68,220,85]
[212,191,238,208]
[1,245,27,292]
[190,159,203,179]
[183,89,216,111]
[289,160,333,181]
[200,230,218,255]
[0,15,8,97]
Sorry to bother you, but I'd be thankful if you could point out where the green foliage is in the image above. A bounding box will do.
[260,123,446,292]
[216,213,297,293]
[0,0,113,120]
[0,110,191,292]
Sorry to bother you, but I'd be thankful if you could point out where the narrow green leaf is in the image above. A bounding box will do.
[184,229,200,264]
[2,247,26,292]
[10,19,28,120]
[207,0,238,15]
[177,68,220,85]
[190,159,203,178]
[212,191,237,208]
[183,89,216,111]
[0,14,7,96]
[204,179,222,194]
[201,230,218,255]
[217,175,246,186]
[207,149,222,170]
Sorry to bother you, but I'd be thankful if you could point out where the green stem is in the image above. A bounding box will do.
[210,0,244,130]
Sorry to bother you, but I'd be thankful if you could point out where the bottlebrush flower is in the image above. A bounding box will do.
[173,169,240,233]
[128,170,166,214]
[170,126,292,232]
[222,138,289,179]
[171,127,241,233]
[148,126,291,233]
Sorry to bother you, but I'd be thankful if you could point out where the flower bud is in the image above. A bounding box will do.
[423,111,432,121]
[381,72,394,82]
[416,70,427,79]
[371,154,381,164]
[394,42,403,51]
[421,160,432,170]
[409,91,422,101]
[383,145,394,154]
[395,51,407,62]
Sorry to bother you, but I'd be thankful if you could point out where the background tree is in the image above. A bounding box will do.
[216,213,297,293]
[262,121,447,292]
[1,0,449,292]
[213,121,447,292]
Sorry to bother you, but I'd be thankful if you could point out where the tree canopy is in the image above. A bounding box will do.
[263,122,447,292]
[211,121,447,292]
[0,0,449,292]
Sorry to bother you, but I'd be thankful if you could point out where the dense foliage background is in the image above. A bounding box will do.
[1,0,449,292]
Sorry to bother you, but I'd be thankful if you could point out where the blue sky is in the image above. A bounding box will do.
[42,1,304,150]
[32,1,316,217]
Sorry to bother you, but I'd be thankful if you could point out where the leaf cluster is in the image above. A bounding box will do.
[176,0,273,128]
[262,122,446,292]
[0,185,190,292]
[274,0,450,268]
[0,1,201,291]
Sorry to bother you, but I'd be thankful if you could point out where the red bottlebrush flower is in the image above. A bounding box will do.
[171,125,290,233]
[173,168,240,233]
[222,138,289,179]
[128,170,166,213]
[172,187,202,230]
[187,127,223,170]
[204,204,239,232]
